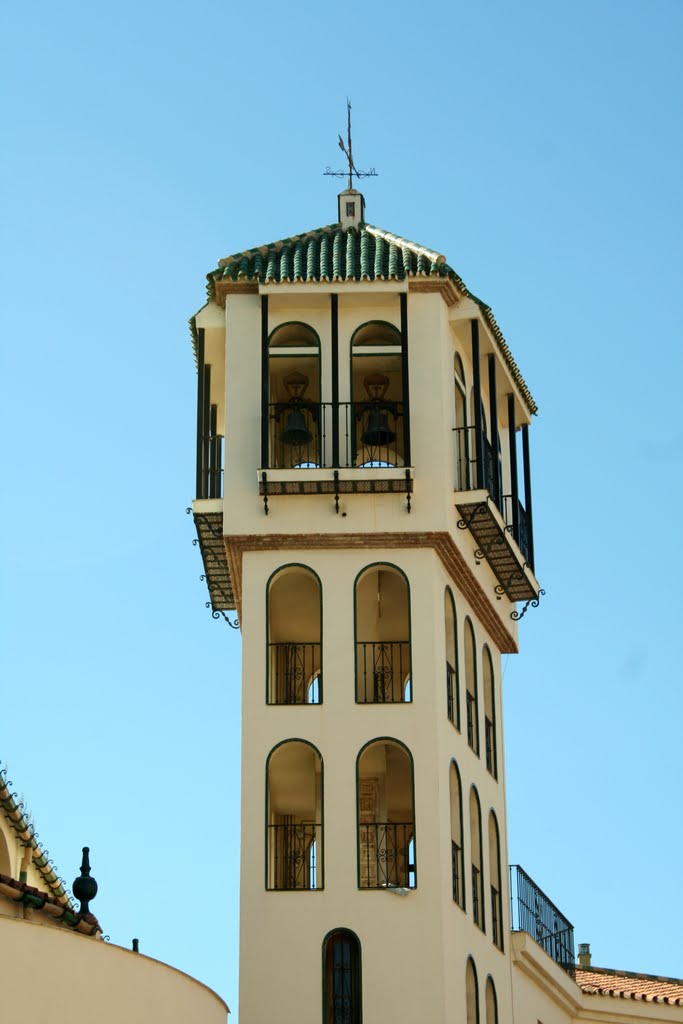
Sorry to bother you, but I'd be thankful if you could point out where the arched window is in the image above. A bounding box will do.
[489,812,504,951]
[485,977,498,1024]
[449,761,465,909]
[466,957,480,1024]
[444,589,460,728]
[267,566,322,705]
[323,929,362,1024]
[0,828,11,876]
[357,739,416,889]
[266,740,323,890]
[483,646,497,778]
[470,786,485,931]
[350,321,404,467]
[454,352,469,489]
[464,619,479,754]
[355,564,411,704]
[268,322,321,468]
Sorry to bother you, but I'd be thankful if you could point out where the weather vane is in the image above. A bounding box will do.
[324,100,378,190]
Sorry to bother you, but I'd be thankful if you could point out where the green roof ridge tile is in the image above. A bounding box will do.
[345,229,356,282]
[332,230,343,280]
[319,234,330,280]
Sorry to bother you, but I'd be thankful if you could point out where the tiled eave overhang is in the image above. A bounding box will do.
[190,507,520,653]
[191,507,235,613]
[456,495,541,604]
[0,772,75,910]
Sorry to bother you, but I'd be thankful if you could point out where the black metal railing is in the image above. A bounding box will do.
[268,822,322,890]
[268,642,321,705]
[491,884,503,949]
[466,690,478,753]
[472,864,483,927]
[266,401,406,469]
[502,494,533,566]
[197,428,224,499]
[451,839,463,905]
[356,641,411,703]
[358,822,415,889]
[446,662,456,725]
[454,426,500,507]
[509,864,575,969]
[485,716,496,776]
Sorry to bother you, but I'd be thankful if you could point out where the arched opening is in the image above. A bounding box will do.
[449,760,465,909]
[323,929,362,1024]
[267,566,322,705]
[0,829,12,877]
[445,588,460,728]
[489,812,503,950]
[470,786,485,931]
[355,564,411,704]
[464,618,479,754]
[454,352,469,489]
[483,646,497,778]
[485,977,498,1024]
[350,321,404,467]
[268,322,321,468]
[266,740,323,890]
[357,739,415,889]
[466,957,480,1024]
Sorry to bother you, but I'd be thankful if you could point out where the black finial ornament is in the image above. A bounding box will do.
[73,846,98,915]
[324,100,378,188]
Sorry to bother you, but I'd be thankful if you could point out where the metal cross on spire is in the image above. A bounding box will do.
[324,100,378,189]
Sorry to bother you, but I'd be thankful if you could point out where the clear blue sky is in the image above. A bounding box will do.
[2,1,682,1017]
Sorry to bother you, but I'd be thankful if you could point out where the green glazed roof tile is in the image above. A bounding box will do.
[206,220,537,414]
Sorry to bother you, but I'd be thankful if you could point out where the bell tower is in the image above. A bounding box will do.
[190,188,541,1022]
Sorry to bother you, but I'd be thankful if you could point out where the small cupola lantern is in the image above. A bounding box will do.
[338,188,365,229]
[73,846,98,916]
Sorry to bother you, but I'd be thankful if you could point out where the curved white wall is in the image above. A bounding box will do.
[0,916,228,1023]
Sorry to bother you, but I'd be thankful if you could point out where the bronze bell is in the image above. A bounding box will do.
[361,405,396,447]
[281,407,313,446]
[281,371,313,447]
[361,372,396,448]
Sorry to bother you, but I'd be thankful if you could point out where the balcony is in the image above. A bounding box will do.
[356,640,410,704]
[358,823,415,889]
[455,426,541,605]
[267,822,321,890]
[268,642,321,705]
[509,864,575,970]
[260,400,413,501]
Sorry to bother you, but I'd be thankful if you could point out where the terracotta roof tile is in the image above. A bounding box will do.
[0,872,101,936]
[575,966,683,1006]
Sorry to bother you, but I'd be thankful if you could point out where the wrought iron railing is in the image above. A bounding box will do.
[196,429,224,498]
[358,822,415,889]
[466,690,478,752]
[454,427,536,569]
[356,641,411,703]
[268,822,322,890]
[502,494,533,566]
[485,716,496,776]
[446,662,456,725]
[509,864,575,968]
[266,401,406,469]
[268,642,321,705]
[451,839,463,906]
[472,864,483,928]
[454,426,500,506]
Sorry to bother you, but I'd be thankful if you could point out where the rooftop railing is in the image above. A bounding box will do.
[509,864,575,969]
